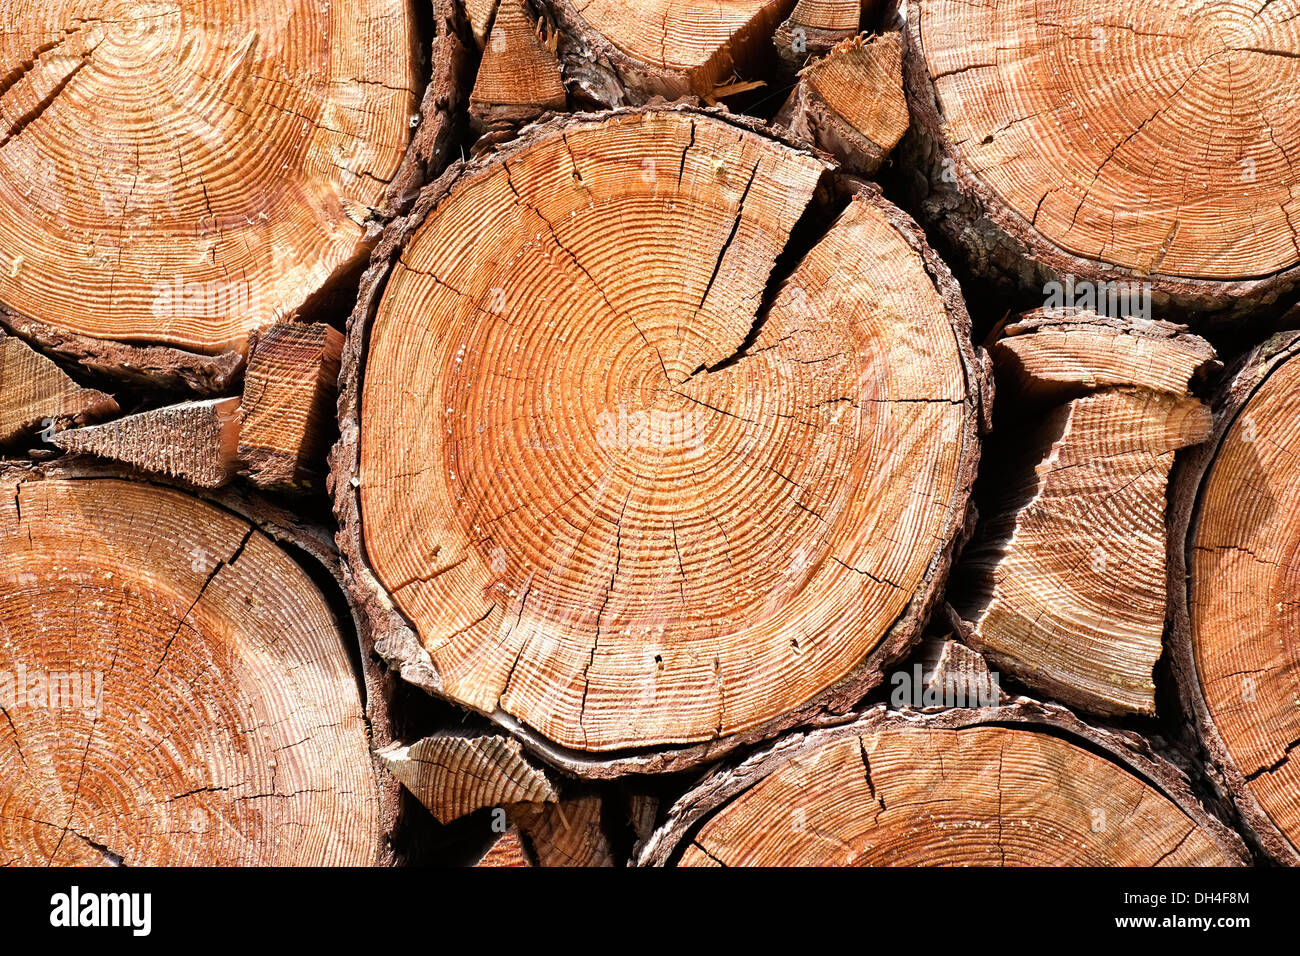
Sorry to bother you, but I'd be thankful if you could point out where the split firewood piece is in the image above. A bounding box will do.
[902,1,1300,315]
[773,0,867,75]
[0,465,383,865]
[475,827,534,866]
[957,312,1217,717]
[776,32,907,176]
[0,0,458,356]
[0,334,117,445]
[238,322,343,491]
[53,397,241,489]
[335,107,984,777]
[897,635,1001,711]
[470,0,566,140]
[1170,331,1300,865]
[0,317,245,396]
[376,733,557,824]
[543,0,796,105]
[512,794,616,866]
[639,703,1249,866]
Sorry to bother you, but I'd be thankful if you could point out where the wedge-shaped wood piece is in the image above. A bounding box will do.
[377,733,556,824]
[777,32,907,175]
[0,334,116,444]
[1171,331,1300,865]
[511,793,615,867]
[475,827,534,866]
[335,107,984,777]
[544,0,796,105]
[639,704,1249,866]
[0,0,465,355]
[959,312,1217,716]
[54,396,241,489]
[0,465,383,865]
[902,0,1300,316]
[239,322,343,490]
[470,0,566,138]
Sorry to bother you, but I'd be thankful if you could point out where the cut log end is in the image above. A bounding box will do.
[238,322,344,491]
[0,334,118,445]
[546,0,797,105]
[903,0,1300,313]
[1171,330,1300,864]
[776,31,908,176]
[0,466,383,865]
[640,705,1249,866]
[337,107,983,776]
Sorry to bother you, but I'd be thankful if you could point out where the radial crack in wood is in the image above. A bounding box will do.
[639,703,1249,866]
[776,31,907,176]
[377,732,557,824]
[957,311,1217,717]
[0,465,383,865]
[543,0,797,105]
[901,0,1300,316]
[0,333,117,445]
[1170,330,1300,864]
[334,107,984,777]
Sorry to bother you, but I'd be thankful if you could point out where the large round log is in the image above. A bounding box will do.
[334,106,984,778]
[639,703,1249,866]
[1170,330,1300,864]
[0,0,467,357]
[901,0,1300,317]
[0,463,385,865]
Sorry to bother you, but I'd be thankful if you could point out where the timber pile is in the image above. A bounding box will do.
[1,0,1298,867]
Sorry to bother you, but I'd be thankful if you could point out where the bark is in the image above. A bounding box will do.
[898,1,1300,320]
[638,702,1250,866]
[1168,330,1300,865]
[0,461,390,865]
[332,104,985,779]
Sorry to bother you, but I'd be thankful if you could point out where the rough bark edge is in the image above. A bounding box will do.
[0,307,246,396]
[898,3,1300,321]
[379,0,473,220]
[0,458,401,867]
[1167,330,1300,865]
[636,699,1252,866]
[330,104,988,779]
